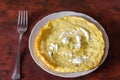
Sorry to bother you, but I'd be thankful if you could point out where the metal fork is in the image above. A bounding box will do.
[12,10,28,80]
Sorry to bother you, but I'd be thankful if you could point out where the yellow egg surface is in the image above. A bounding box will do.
[35,16,105,72]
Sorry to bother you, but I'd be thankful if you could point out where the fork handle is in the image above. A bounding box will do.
[12,33,23,80]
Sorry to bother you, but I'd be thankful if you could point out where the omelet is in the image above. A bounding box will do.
[35,16,105,72]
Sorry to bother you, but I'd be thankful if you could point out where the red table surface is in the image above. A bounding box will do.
[0,0,120,80]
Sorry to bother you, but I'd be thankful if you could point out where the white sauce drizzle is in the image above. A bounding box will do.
[75,35,81,48]
[75,42,81,48]
[76,35,81,42]
[62,37,69,44]
[49,43,58,51]
[59,32,73,39]
[48,51,53,57]
[59,32,68,38]
[69,56,88,64]
[80,27,89,42]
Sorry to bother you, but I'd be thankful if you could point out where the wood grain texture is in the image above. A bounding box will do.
[0,0,120,80]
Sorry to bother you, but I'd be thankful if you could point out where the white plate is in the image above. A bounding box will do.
[29,11,109,78]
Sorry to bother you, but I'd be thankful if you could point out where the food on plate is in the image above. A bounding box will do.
[35,16,105,72]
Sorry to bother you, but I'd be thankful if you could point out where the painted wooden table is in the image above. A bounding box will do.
[0,0,120,80]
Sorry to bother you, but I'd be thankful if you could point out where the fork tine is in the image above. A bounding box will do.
[18,10,23,26]
[23,10,26,26]
[25,10,28,26]
[18,10,21,26]
[20,10,23,26]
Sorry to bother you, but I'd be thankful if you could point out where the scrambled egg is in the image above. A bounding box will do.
[35,16,105,72]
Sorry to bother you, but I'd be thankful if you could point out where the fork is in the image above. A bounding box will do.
[11,10,28,80]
